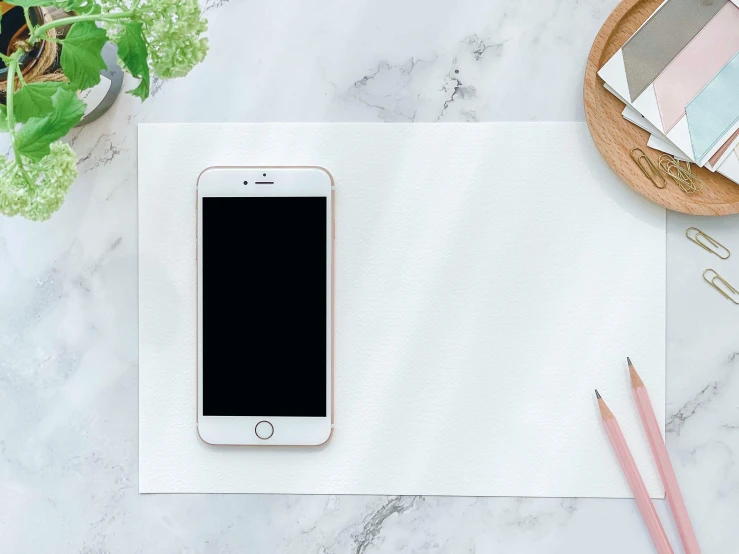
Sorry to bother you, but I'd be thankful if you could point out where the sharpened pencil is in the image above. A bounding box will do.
[596,390,673,554]
[628,358,701,554]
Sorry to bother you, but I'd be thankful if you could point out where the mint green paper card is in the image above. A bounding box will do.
[687,52,739,161]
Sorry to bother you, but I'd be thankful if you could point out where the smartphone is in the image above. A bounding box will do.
[196,166,334,446]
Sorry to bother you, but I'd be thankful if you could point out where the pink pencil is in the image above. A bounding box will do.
[596,390,674,554]
[628,358,701,554]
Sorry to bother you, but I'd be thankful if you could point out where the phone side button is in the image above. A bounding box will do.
[255,420,274,440]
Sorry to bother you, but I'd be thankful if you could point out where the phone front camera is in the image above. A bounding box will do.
[243,181,248,185]
[263,173,266,177]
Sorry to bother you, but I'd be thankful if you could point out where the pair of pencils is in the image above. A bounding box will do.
[596,358,700,554]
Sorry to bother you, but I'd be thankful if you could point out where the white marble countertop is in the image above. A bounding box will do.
[1,0,738,552]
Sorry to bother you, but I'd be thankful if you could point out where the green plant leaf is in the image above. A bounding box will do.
[0,105,8,132]
[5,1,50,7]
[60,21,108,90]
[14,87,85,161]
[115,21,149,100]
[54,0,101,14]
[14,82,70,123]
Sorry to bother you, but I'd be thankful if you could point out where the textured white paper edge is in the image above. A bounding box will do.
[599,49,630,102]
[623,104,662,137]
[621,102,693,161]
[719,150,739,184]
[647,135,688,160]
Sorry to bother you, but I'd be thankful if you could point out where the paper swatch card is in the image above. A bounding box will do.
[653,4,739,133]
[621,101,739,186]
[718,148,739,183]
[620,0,725,102]
[686,52,739,161]
[138,123,666,498]
[600,0,739,166]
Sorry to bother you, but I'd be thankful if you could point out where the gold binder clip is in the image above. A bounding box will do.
[631,148,666,189]
[703,269,739,304]
[686,227,730,259]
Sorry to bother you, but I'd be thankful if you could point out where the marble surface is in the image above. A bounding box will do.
[0,0,738,552]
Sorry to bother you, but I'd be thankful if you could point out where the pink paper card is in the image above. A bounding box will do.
[654,2,739,132]
[709,128,739,168]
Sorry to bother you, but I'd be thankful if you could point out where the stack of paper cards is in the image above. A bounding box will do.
[599,0,739,185]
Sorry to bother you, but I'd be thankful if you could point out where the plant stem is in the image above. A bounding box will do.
[23,8,33,37]
[30,11,135,43]
[5,52,32,186]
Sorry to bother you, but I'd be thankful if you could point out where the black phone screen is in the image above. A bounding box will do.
[202,196,327,417]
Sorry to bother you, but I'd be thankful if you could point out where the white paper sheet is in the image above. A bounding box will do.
[138,123,666,497]
[647,134,688,160]
[719,150,739,184]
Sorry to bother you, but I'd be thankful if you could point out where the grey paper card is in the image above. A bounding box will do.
[623,0,727,101]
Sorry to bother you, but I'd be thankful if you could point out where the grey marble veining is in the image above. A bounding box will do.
[1,0,738,552]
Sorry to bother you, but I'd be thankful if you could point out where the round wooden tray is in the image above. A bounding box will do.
[584,0,739,215]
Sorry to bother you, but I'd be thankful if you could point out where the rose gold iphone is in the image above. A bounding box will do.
[196,166,334,446]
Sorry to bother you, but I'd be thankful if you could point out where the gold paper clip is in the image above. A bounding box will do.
[658,155,702,194]
[686,227,730,259]
[703,269,739,304]
[631,148,666,189]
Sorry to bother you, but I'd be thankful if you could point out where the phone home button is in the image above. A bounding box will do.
[255,420,274,440]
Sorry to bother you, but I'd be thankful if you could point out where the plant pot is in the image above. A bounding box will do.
[0,3,47,79]
[0,2,123,125]
[77,42,124,126]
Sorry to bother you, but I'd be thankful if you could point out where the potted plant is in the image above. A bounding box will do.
[0,0,208,221]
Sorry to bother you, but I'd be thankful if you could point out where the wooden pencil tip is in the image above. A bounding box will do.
[628,358,644,389]
[595,389,601,399]
[627,356,633,367]
[596,394,614,420]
